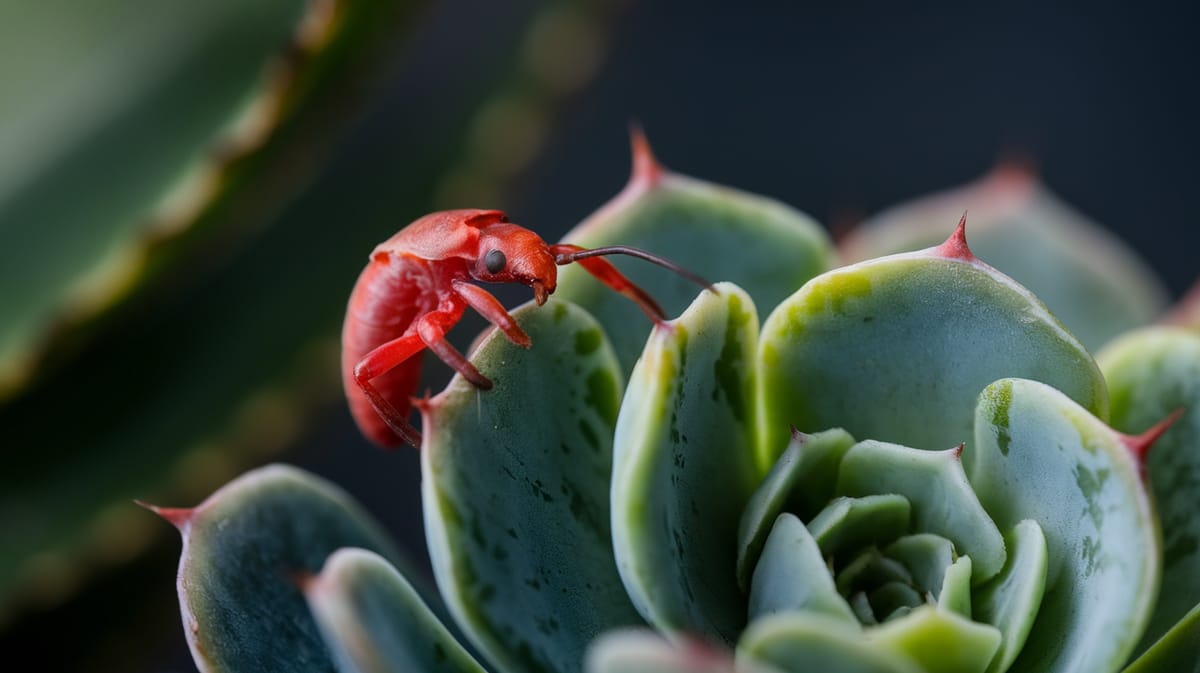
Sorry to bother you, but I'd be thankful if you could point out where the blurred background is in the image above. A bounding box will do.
[1,0,1197,670]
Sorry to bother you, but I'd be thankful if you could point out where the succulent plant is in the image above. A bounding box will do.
[150,138,1199,673]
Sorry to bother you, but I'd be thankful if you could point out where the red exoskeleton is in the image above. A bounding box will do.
[342,209,710,448]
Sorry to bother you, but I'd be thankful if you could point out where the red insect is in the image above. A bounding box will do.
[342,209,709,448]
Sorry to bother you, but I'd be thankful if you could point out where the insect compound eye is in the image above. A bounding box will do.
[484,249,507,274]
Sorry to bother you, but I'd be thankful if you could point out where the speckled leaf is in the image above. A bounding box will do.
[556,135,833,374]
[587,630,782,673]
[304,548,487,673]
[841,165,1168,351]
[156,464,407,673]
[1098,327,1200,653]
[738,613,924,673]
[748,513,858,626]
[837,441,1006,584]
[423,300,642,673]
[758,231,1108,465]
[1122,603,1200,673]
[611,283,759,644]
[969,378,1159,673]
[736,428,856,591]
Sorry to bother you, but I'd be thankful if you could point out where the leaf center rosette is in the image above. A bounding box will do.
[607,231,1160,673]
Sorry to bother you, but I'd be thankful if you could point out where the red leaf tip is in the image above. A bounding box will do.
[1121,407,1186,464]
[951,442,965,459]
[135,500,194,530]
[628,123,664,189]
[932,212,977,262]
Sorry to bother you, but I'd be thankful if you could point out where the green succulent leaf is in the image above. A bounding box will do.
[806,494,912,561]
[423,300,642,673]
[757,238,1109,466]
[304,548,487,673]
[1098,326,1200,653]
[161,464,407,673]
[840,166,1168,351]
[969,378,1159,673]
[556,138,833,374]
[974,520,1048,673]
[611,283,759,644]
[883,534,957,601]
[1122,603,1200,673]
[937,556,973,618]
[866,606,1002,673]
[736,428,856,591]
[748,513,858,626]
[837,441,1006,585]
[587,630,782,673]
[738,613,924,673]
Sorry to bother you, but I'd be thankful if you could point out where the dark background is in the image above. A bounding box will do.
[12,1,1200,670]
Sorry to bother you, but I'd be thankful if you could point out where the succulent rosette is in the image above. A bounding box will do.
[151,141,1199,673]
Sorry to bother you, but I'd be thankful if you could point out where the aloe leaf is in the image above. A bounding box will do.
[611,283,759,644]
[1122,603,1200,673]
[837,441,1006,584]
[970,378,1159,673]
[866,606,1002,673]
[304,548,487,673]
[974,520,1048,673]
[1098,327,1200,652]
[0,0,422,397]
[738,613,924,673]
[556,134,833,374]
[0,0,608,618]
[758,225,1108,466]
[587,630,781,673]
[841,165,1169,351]
[151,464,406,673]
[423,300,641,673]
[736,428,856,590]
[748,513,858,626]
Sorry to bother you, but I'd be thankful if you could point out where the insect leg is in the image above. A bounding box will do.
[353,334,427,447]
[451,279,532,348]
[417,309,493,389]
[548,244,666,321]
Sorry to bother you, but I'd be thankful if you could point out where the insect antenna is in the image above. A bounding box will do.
[554,245,714,292]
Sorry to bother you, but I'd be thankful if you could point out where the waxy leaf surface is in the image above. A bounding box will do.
[611,283,759,644]
[423,300,642,673]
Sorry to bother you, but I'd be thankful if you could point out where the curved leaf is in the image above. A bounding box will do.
[969,378,1159,673]
[758,234,1108,465]
[837,441,1005,584]
[155,464,406,673]
[557,135,833,373]
[841,165,1168,351]
[305,548,487,673]
[1098,327,1200,653]
[738,613,924,673]
[611,283,759,644]
[423,300,641,673]
[866,606,1001,673]
[736,428,856,590]
[1122,603,1200,673]
[974,520,1048,673]
[748,513,857,626]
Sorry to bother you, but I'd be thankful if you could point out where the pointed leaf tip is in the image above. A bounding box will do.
[931,213,977,261]
[134,499,193,530]
[628,123,664,189]
[1121,407,1186,465]
[951,442,965,459]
